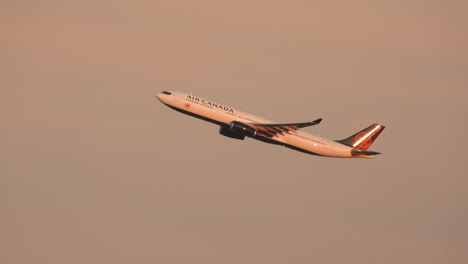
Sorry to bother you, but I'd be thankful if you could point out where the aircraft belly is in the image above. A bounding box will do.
[284,135,352,158]
[286,136,322,154]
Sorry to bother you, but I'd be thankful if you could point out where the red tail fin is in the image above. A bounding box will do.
[336,124,385,151]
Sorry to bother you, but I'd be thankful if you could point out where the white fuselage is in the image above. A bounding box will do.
[156,91,356,158]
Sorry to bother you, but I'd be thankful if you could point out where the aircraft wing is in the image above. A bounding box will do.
[249,118,322,138]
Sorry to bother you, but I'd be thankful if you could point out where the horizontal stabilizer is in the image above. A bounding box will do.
[351,149,381,156]
[350,149,382,158]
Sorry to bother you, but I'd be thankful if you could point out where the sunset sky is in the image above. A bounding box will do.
[3,1,468,263]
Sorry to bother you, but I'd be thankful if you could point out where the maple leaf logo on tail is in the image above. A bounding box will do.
[336,124,385,151]
[355,132,374,150]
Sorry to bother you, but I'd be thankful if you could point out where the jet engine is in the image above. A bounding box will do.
[219,121,257,140]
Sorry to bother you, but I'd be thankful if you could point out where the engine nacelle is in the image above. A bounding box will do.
[229,121,257,137]
[219,121,257,140]
[219,125,245,140]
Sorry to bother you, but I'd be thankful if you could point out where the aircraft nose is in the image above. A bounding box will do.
[155,93,163,102]
[155,91,173,103]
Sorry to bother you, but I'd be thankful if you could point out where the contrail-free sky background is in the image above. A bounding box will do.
[3,1,467,263]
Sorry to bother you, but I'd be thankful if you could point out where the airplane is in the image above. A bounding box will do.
[155,91,385,158]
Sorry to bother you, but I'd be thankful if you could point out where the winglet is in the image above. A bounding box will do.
[313,118,323,125]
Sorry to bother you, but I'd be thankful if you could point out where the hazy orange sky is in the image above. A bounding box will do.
[3,1,468,263]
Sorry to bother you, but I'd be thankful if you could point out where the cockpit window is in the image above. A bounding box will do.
[162,91,172,95]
